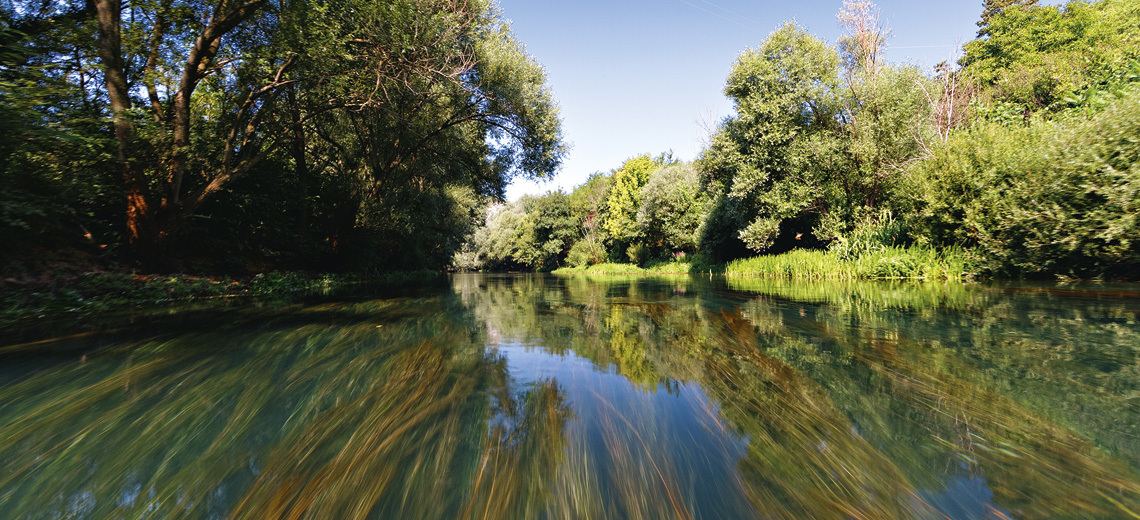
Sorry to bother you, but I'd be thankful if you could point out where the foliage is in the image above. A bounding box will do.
[636,163,708,254]
[698,19,932,259]
[0,7,118,265]
[458,0,1140,280]
[699,22,844,253]
[625,242,649,266]
[520,192,580,270]
[962,0,1140,111]
[562,172,612,267]
[465,190,581,271]
[902,88,1140,278]
[725,246,969,280]
[830,211,910,262]
[603,153,674,243]
[977,0,1040,37]
[2,0,564,271]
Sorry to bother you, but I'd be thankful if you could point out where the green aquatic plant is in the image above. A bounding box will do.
[725,247,970,280]
[3,275,1139,518]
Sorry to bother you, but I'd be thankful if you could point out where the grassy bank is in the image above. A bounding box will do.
[554,260,698,276]
[554,246,971,281]
[726,247,971,280]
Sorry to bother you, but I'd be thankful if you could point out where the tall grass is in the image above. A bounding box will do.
[553,254,723,276]
[725,246,971,280]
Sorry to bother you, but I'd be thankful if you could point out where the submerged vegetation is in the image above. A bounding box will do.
[0,270,442,337]
[461,0,1140,280]
[7,274,1138,517]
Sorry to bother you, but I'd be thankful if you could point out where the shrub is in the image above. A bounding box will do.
[626,243,649,266]
[903,88,1140,278]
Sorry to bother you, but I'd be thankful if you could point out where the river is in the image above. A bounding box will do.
[1,273,1138,519]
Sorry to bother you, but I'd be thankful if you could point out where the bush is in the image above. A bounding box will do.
[831,211,910,262]
[566,237,606,268]
[903,89,1140,278]
[626,243,649,266]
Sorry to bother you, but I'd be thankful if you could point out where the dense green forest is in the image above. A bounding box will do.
[2,0,1138,279]
[460,0,1140,279]
[1,0,564,274]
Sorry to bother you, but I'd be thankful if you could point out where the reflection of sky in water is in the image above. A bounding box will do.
[916,474,1009,520]
[493,339,755,518]
[490,336,1020,519]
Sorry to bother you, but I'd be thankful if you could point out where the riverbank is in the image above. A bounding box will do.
[1,270,442,330]
[553,246,972,280]
[553,260,714,276]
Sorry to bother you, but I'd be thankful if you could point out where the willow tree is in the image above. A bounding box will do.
[699,22,844,254]
[76,0,565,266]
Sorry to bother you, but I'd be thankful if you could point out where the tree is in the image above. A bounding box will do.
[962,0,1140,111]
[837,3,932,224]
[837,1,889,79]
[567,172,611,267]
[1,6,118,265]
[977,0,1040,37]
[13,0,565,267]
[604,153,673,244]
[520,191,579,269]
[698,10,933,259]
[699,22,844,253]
[636,163,707,254]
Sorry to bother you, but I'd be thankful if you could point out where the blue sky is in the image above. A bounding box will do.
[498,0,1002,200]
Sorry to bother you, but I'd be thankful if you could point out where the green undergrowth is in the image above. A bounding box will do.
[726,277,977,312]
[556,246,971,281]
[726,247,971,280]
[554,260,708,276]
[1,270,442,326]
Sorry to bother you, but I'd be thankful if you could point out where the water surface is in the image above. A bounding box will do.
[1,274,1139,519]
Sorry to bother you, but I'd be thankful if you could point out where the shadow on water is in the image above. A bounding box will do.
[0,273,1138,518]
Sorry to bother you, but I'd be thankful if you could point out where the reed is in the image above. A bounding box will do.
[726,246,971,280]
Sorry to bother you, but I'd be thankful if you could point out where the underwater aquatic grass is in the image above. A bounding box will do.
[3,275,1140,518]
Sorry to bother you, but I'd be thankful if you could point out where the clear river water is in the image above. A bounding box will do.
[1,273,1139,519]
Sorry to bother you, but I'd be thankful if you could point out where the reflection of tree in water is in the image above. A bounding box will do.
[606,305,658,388]
[691,308,924,519]
[718,280,1140,518]
[7,275,1135,518]
[465,274,1140,518]
[462,377,572,519]
[454,273,708,388]
[729,278,1140,469]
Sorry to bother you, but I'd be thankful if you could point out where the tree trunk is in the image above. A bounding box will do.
[95,0,159,266]
[287,84,311,235]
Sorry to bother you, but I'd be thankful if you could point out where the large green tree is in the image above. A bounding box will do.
[699,14,932,259]
[1,6,117,264]
[977,0,1040,37]
[962,0,1140,110]
[9,0,564,268]
[636,163,707,254]
[699,22,845,254]
[603,153,673,244]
